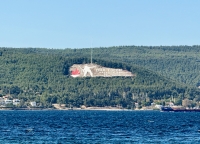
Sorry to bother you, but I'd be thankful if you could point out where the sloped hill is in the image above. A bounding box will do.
[62,45,200,87]
[0,48,200,108]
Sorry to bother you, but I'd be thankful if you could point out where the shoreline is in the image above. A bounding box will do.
[0,106,157,111]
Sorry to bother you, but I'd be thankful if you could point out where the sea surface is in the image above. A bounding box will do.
[0,110,200,144]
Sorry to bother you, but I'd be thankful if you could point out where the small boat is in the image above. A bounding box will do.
[160,106,174,112]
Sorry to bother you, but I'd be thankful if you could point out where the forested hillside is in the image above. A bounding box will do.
[61,45,200,87]
[0,47,200,108]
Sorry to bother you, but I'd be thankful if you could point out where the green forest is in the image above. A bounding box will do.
[0,46,200,108]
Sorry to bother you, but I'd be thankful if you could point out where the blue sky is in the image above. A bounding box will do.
[0,0,200,49]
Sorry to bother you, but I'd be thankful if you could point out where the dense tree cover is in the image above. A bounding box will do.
[62,45,200,86]
[0,47,200,108]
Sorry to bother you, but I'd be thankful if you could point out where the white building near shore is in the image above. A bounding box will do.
[13,99,20,106]
[4,99,12,105]
[30,101,36,107]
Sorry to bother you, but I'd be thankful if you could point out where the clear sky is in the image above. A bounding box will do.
[0,0,200,49]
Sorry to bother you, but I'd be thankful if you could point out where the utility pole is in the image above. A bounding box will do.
[91,48,93,64]
[90,41,93,64]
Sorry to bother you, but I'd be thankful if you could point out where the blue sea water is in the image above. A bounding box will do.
[0,110,200,144]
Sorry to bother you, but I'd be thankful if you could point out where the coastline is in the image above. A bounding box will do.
[0,106,157,111]
[80,107,129,111]
[0,106,129,111]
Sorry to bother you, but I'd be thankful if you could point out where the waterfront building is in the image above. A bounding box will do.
[13,99,20,106]
[30,101,36,107]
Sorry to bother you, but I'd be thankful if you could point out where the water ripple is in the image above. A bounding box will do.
[0,110,200,143]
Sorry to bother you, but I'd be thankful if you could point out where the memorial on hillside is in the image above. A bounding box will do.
[70,49,135,78]
[70,63,135,78]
